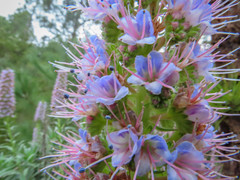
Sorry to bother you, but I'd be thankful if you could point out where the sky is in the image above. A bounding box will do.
[0,0,102,42]
[0,0,53,42]
[0,0,25,17]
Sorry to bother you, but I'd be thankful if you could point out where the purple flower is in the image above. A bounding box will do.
[118,9,156,45]
[185,43,215,82]
[32,127,38,143]
[51,72,68,113]
[34,101,47,122]
[88,35,109,67]
[52,96,99,122]
[167,0,191,19]
[184,100,215,123]
[127,51,180,95]
[134,134,171,177]
[167,0,215,34]
[176,128,214,152]
[167,0,239,35]
[79,35,109,75]
[194,57,215,82]
[175,126,240,179]
[51,35,109,79]
[40,129,106,173]
[167,141,205,180]
[0,69,16,118]
[106,129,138,167]
[72,101,98,121]
[88,73,129,105]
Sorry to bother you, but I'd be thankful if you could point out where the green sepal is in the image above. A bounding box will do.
[87,113,106,136]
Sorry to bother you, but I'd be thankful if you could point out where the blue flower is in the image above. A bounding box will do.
[167,141,205,180]
[88,73,129,105]
[194,58,215,82]
[79,129,88,142]
[182,43,216,82]
[134,134,171,177]
[196,126,215,140]
[118,9,156,45]
[67,35,109,77]
[84,35,109,72]
[106,129,138,167]
[127,51,180,95]
[167,0,217,35]
[184,100,215,123]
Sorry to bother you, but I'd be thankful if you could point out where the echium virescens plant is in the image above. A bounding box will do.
[41,0,240,179]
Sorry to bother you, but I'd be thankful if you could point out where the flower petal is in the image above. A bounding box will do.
[96,98,115,105]
[114,86,129,101]
[112,150,132,167]
[119,34,137,45]
[145,81,162,95]
[136,9,154,37]
[135,55,148,77]
[176,141,204,169]
[135,152,151,176]
[159,62,181,81]
[127,75,145,85]
[79,129,88,142]
[167,165,198,180]
[136,36,156,45]
[149,51,163,74]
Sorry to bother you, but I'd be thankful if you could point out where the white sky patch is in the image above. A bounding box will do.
[0,0,102,43]
[0,0,25,17]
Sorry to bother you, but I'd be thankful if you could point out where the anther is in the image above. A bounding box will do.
[87,72,91,76]
[109,66,114,71]
[105,115,111,119]
[79,168,85,173]
[109,145,113,149]
[70,69,75,73]
[127,124,132,128]
[64,93,69,99]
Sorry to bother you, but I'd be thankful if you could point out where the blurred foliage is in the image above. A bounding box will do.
[0,8,76,140]
[0,117,45,179]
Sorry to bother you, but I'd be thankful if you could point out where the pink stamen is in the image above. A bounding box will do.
[122,65,147,81]
[123,102,131,124]
[156,79,176,92]
[110,166,121,180]
[128,132,133,152]
[147,54,153,81]
[106,105,121,122]
[133,157,141,180]
[104,160,113,172]
[135,106,144,129]
[151,115,161,133]
[137,0,142,12]
[52,170,68,178]
[140,11,146,39]
[85,153,113,169]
